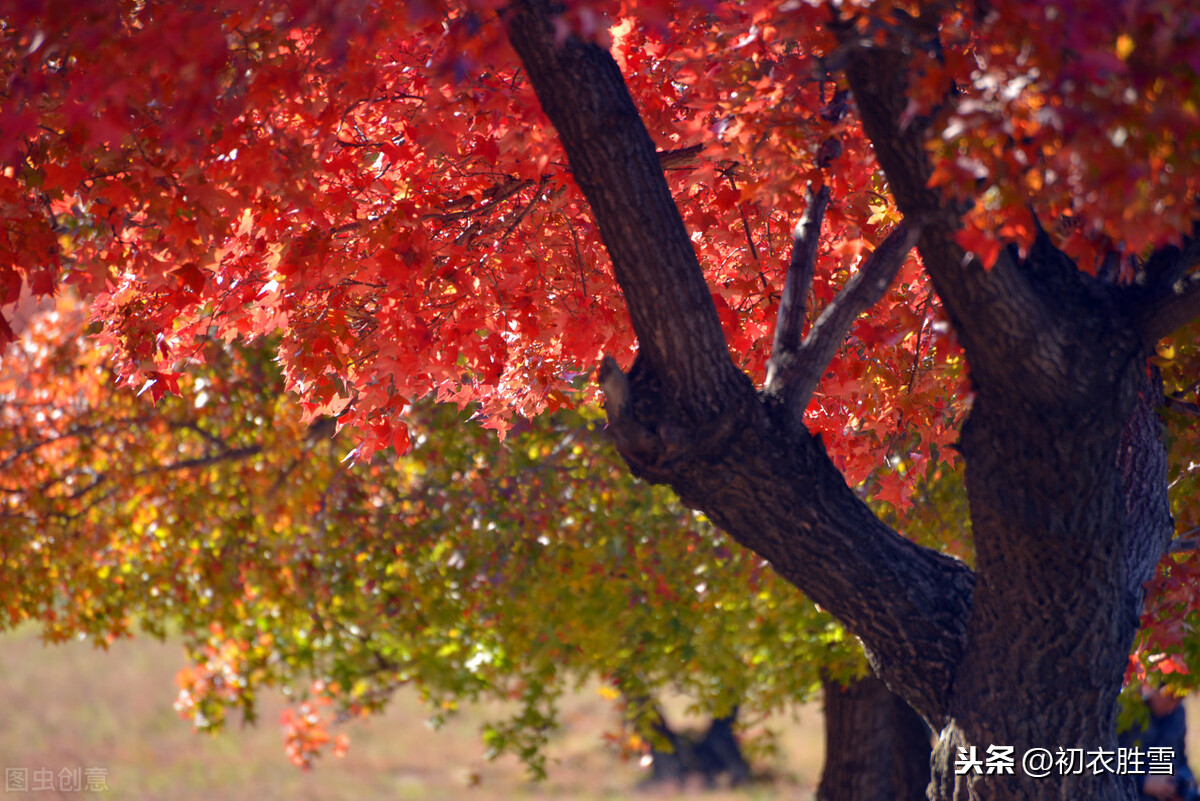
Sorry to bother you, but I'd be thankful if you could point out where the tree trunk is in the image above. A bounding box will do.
[842,39,1176,801]
[638,704,751,789]
[820,674,932,801]
[503,4,1194,799]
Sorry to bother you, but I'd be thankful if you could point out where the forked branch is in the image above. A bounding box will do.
[767,218,920,423]
[506,0,975,722]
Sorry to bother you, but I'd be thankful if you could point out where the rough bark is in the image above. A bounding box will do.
[840,25,1177,800]
[820,675,932,801]
[506,0,974,731]
[503,4,1194,800]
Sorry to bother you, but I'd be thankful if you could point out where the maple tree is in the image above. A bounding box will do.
[1,298,878,780]
[3,1,1200,799]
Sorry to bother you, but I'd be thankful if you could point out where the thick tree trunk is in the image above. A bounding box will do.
[503,4,1194,800]
[842,38,1176,801]
[820,675,932,801]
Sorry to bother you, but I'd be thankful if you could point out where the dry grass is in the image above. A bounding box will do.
[13,626,1196,800]
[0,628,823,800]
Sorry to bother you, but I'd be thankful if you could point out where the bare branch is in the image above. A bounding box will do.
[498,176,552,243]
[1116,229,1200,343]
[1132,271,1200,344]
[656,144,703,170]
[430,177,536,224]
[765,183,829,393]
[138,445,263,476]
[1168,527,1200,554]
[41,443,265,504]
[0,416,154,470]
[1166,394,1200,419]
[769,221,921,421]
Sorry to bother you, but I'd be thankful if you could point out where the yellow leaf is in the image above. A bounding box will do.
[1115,34,1135,61]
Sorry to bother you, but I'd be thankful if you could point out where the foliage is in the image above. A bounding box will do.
[6,0,1194,500]
[2,0,1200,780]
[0,0,978,481]
[1,296,867,770]
[1135,324,1200,690]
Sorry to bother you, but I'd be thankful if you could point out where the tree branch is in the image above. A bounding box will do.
[1169,527,1200,554]
[1166,394,1200,419]
[1123,236,1200,343]
[839,38,1014,384]
[0,416,155,470]
[765,184,828,391]
[768,217,920,422]
[504,0,747,421]
[840,31,1147,410]
[505,0,976,723]
[656,143,703,170]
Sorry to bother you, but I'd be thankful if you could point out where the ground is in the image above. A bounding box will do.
[0,628,825,800]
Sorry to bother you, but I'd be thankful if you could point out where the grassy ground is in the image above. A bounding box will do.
[0,628,824,800]
[9,627,1200,800]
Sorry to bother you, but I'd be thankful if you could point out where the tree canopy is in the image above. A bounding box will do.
[2,0,973,466]
[2,2,1200,798]
[2,295,872,771]
[2,0,1194,505]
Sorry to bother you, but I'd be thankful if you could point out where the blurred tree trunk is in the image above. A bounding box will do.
[819,674,932,801]
[636,701,751,788]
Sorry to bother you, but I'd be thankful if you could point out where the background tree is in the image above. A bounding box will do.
[2,2,1200,799]
[2,294,911,790]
